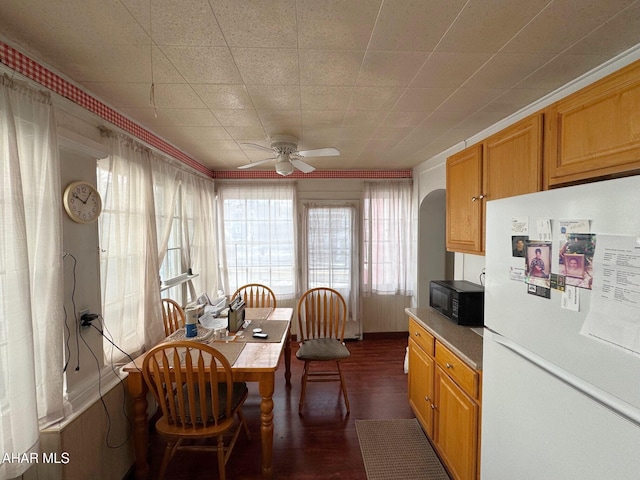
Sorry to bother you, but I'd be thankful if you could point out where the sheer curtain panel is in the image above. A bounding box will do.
[362,181,414,296]
[98,132,164,362]
[180,171,218,300]
[0,76,64,479]
[217,182,297,300]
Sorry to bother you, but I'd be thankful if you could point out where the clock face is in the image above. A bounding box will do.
[63,181,102,223]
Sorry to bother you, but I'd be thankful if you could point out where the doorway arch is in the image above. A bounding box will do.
[417,189,453,307]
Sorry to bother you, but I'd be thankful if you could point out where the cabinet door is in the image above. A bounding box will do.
[446,145,483,254]
[482,114,542,202]
[408,338,435,436]
[545,60,640,187]
[434,366,478,480]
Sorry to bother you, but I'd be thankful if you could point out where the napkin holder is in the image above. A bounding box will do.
[228,297,246,333]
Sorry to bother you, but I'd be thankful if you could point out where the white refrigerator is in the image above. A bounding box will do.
[481,175,640,479]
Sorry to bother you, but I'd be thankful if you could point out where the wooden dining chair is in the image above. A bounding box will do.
[296,287,350,414]
[142,341,251,480]
[161,298,185,337]
[232,283,277,308]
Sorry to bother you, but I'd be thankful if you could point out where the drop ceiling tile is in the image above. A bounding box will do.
[342,110,387,127]
[411,52,494,88]
[300,86,353,110]
[455,110,509,132]
[337,126,377,140]
[246,85,301,110]
[503,0,637,55]
[518,53,613,90]
[347,87,406,111]
[119,108,221,127]
[299,50,365,86]
[565,3,640,55]
[232,48,299,85]
[435,0,552,53]
[160,126,233,141]
[152,84,209,109]
[302,128,342,147]
[64,45,150,83]
[465,52,556,89]
[436,88,504,114]
[393,88,456,112]
[488,88,552,110]
[150,46,187,83]
[356,51,429,87]
[161,46,243,84]
[257,110,302,131]
[210,0,297,48]
[373,126,415,142]
[224,126,268,141]
[150,0,226,46]
[417,111,466,131]
[384,111,429,128]
[370,0,466,51]
[83,82,154,108]
[187,139,241,152]
[301,110,345,127]
[192,84,254,109]
[296,0,381,50]
[213,109,262,127]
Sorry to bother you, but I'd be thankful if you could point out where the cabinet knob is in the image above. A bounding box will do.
[446,363,453,369]
[431,404,437,410]
[414,331,420,337]
[424,396,430,403]
[471,196,478,202]
[478,194,486,199]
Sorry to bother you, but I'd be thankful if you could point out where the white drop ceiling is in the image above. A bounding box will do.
[1,0,639,173]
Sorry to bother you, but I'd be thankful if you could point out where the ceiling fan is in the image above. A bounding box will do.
[239,135,340,176]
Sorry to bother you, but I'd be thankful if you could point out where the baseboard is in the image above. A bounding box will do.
[361,331,409,340]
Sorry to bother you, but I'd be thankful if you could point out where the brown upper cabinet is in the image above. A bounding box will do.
[545,60,640,187]
[446,114,543,254]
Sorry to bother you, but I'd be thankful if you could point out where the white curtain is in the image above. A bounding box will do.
[0,76,64,479]
[151,158,180,271]
[181,171,218,299]
[300,203,359,322]
[362,180,414,296]
[217,182,297,299]
[97,132,164,361]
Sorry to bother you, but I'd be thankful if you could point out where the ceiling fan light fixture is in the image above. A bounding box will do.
[275,158,294,176]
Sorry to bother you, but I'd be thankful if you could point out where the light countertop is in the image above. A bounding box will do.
[405,307,483,371]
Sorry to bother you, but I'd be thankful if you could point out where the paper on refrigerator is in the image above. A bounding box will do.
[581,234,640,356]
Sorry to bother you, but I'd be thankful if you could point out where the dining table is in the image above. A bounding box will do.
[123,307,293,480]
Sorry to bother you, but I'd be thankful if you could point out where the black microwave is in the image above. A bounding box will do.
[429,280,484,326]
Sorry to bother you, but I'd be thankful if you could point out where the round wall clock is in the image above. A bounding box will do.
[63,181,102,224]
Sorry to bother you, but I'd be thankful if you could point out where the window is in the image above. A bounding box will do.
[306,205,354,290]
[217,183,297,298]
[362,181,414,296]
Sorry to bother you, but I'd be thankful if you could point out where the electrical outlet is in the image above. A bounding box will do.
[79,309,89,318]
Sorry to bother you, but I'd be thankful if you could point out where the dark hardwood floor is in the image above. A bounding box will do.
[145,335,417,479]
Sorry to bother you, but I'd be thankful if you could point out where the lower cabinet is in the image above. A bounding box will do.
[434,365,479,480]
[408,337,435,435]
[408,318,481,480]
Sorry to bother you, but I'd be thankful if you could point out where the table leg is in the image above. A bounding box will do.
[258,372,275,479]
[284,327,292,385]
[128,372,150,480]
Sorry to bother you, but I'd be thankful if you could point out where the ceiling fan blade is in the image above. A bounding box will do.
[237,157,277,169]
[240,142,275,154]
[296,147,340,157]
[291,159,316,174]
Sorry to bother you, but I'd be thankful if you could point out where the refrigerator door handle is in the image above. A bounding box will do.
[489,331,640,428]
